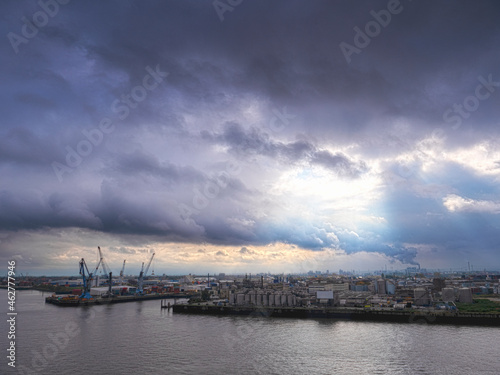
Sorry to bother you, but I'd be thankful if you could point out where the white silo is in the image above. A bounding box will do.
[236,293,245,305]
[275,293,282,306]
[256,293,262,306]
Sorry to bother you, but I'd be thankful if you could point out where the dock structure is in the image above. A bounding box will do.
[161,299,177,309]
[172,304,500,326]
[45,293,193,306]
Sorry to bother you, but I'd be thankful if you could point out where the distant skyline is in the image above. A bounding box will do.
[1,1,500,276]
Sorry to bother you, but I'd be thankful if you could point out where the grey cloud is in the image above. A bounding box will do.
[2,0,500,271]
[239,246,254,254]
[204,123,368,178]
[108,246,136,255]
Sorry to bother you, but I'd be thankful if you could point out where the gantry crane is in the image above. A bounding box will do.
[137,252,155,294]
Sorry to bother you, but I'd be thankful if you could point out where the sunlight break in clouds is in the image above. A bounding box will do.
[2,1,500,273]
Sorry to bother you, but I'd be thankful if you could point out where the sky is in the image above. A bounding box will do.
[1,0,500,276]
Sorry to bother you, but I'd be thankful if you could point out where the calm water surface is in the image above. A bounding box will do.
[1,290,499,375]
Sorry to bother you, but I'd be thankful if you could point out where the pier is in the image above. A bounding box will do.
[161,299,177,309]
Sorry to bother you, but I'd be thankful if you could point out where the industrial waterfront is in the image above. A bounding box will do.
[2,289,499,375]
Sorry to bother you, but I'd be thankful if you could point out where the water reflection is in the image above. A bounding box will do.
[3,290,499,375]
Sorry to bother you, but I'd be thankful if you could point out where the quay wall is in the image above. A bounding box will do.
[173,304,500,326]
[46,293,192,306]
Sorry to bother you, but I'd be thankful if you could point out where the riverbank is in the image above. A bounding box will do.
[173,304,500,326]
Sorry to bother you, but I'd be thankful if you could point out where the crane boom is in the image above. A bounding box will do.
[97,246,113,296]
[79,258,94,299]
[119,260,126,284]
[98,246,111,276]
[93,249,103,287]
[137,252,155,294]
[144,252,155,275]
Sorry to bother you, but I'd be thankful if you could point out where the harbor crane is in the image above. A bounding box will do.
[93,250,103,287]
[119,260,126,285]
[79,258,94,299]
[137,252,155,294]
[97,246,113,296]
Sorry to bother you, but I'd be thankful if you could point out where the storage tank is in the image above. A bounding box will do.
[287,294,293,306]
[250,292,256,305]
[236,293,245,305]
[377,279,387,295]
[442,288,455,302]
[414,288,429,306]
[255,293,262,306]
[386,281,396,295]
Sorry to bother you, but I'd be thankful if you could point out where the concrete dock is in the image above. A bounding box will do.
[173,304,500,326]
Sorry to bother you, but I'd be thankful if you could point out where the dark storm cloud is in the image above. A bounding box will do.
[2,0,500,269]
[0,127,60,165]
[103,149,205,184]
[202,123,368,178]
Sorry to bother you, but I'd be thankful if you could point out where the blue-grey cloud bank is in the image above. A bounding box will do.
[1,0,500,274]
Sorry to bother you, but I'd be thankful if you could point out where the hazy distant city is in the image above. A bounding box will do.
[5,265,500,313]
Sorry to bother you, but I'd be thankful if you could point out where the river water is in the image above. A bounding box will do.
[1,290,499,375]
